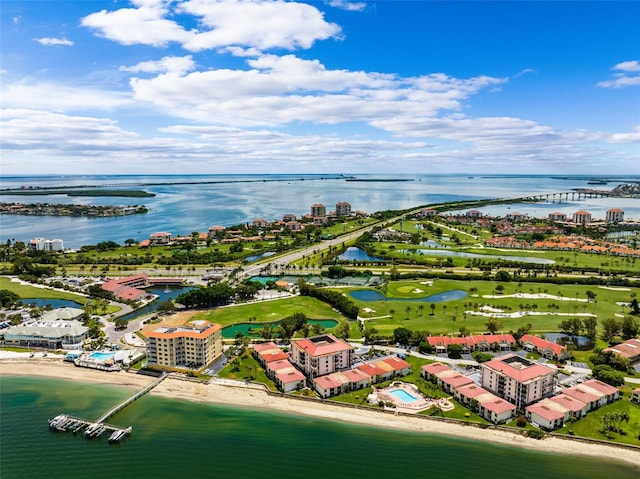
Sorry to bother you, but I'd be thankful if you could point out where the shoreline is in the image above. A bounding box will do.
[2,359,639,469]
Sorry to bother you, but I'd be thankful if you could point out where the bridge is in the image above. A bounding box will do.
[511,189,615,203]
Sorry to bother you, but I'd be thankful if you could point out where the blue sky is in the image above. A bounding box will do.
[1,0,639,175]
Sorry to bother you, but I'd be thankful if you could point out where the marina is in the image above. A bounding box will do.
[47,372,167,444]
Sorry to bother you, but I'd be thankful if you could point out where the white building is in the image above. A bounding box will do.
[3,319,88,349]
[29,238,64,251]
[572,210,592,224]
[606,208,624,223]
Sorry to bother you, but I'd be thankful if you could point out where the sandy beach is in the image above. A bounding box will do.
[1,357,639,469]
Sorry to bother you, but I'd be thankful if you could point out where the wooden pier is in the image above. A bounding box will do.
[48,372,167,444]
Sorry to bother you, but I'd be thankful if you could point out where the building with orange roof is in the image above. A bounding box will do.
[525,400,567,430]
[480,354,556,411]
[562,379,619,411]
[290,334,353,379]
[520,334,569,360]
[275,369,306,393]
[606,208,624,223]
[602,338,640,362]
[480,397,516,424]
[146,320,222,371]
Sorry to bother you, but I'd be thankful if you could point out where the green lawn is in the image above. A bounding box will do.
[0,276,89,304]
[555,392,640,445]
[191,295,351,328]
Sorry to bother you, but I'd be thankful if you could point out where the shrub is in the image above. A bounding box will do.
[516,416,527,428]
[528,429,545,439]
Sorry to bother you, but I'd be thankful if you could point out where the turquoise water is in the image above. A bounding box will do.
[389,388,418,403]
[222,319,338,338]
[1,376,637,479]
[350,289,468,303]
[89,352,115,362]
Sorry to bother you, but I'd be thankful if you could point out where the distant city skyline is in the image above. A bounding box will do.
[1,0,639,175]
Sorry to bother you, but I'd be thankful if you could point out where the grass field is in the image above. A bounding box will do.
[347,278,638,337]
[189,295,350,327]
[0,276,89,304]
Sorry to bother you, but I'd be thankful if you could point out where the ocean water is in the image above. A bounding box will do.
[1,174,638,248]
[1,376,638,479]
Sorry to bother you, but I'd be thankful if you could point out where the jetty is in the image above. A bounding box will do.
[48,372,167,444]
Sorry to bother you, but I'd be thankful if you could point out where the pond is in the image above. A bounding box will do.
[244,251,276,263]
[338,247,386,262]
[118,286,196,322]
[404,249,555,265]
[222,319,338,338]
[349,289,468,303]
[20,298,83,309]
[544,332,593,348]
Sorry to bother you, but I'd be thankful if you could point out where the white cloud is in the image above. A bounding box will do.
[597,60,640,88]
[126,53,506,126]
[614,60,640,72]
[1,81,131,111]
[36,37,74,46]
[120,55,196,75]
[609,125,640,143]
[81,0,341,52]
[328,1,367,12]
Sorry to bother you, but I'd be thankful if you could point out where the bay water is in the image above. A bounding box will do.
[1,174,639,249]
[1,376,638,478]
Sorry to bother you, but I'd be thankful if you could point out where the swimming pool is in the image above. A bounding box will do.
[89,352,115,362]
[388,388,419,403]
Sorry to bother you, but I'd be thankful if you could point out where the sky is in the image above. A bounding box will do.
[1,0,639,176]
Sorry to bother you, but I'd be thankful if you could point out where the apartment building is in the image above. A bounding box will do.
[480,354,556,411]
[290,334,353,379]
[146,320,222,371]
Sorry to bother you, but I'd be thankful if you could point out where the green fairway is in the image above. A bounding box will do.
[0,276,89,304]
[191,295,348,326]
[344,278,639,337]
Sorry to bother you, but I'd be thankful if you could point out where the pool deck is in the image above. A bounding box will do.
[373,382,454,414]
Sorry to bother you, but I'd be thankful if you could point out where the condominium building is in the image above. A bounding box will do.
[548,212,567,222]
[29,238,64,252]
[310,203,326,218]
[290,334,353,379]
[572,210,592,224]
[335,202,352,216]
[605,208,624,223]
[480,354,556,411]
[146,320,222,371]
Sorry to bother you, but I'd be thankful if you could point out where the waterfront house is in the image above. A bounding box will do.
[149,232,171,246]
[562,379,620,411]
[631,388,640,404]
[252,342,289,365]
[525,399,568,430]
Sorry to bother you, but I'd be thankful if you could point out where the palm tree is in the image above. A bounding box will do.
[430,303,436,315]
[451,315,457,335]
[405,306,412,320]
[418,304,424,317]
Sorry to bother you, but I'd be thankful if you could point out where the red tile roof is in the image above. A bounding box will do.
[482,397,516,414]
[549,394,587,413]
[483,354,555,382]
[526,401,566,422]
[292,334,352,357]
[520,334,566,357]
